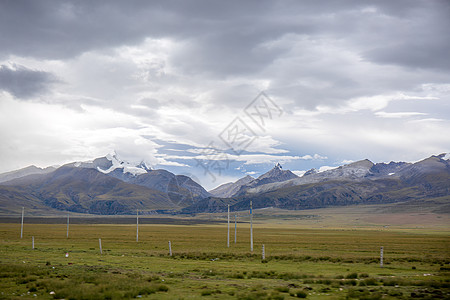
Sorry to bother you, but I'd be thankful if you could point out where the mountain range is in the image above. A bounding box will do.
[0,165,57,184]
[0,153,209,215]
[0,153,449,215]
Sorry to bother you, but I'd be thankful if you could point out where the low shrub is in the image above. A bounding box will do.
[237,291,268,299]
[359,278,378,286]
[346,272,358,279]
[289,289,307,298]
[228,272,244,279]
[275,286,289,293]
[343,280,357,286]
[157,284,169,292]
[28,286,37,292]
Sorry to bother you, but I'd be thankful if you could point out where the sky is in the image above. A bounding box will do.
[0,0,449,190]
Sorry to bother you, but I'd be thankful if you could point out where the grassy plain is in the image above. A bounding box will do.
[0,207,449,299]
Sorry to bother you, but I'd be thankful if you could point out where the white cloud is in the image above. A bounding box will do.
[292,170,306,177]
[318,166,338,173]
[341,159,354,165]
[0,94,185,171]
[298,154,327,160]
[375,111,427,118]
[0,1,449,182]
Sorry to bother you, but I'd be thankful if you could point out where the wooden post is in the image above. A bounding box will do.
[227,205,230,248]
[169,241,172,256]
[262,244,265,260]
[250,200,253,252]
[20,207,24,239]
[136,209,139,242]
[99,238,102,254]
[66,213,69,238]
[32,236,34,249]
[234,214,237,244]
[380,246,384,267]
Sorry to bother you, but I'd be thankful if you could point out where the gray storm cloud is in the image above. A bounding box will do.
[0,0,448,185]
[0,64,57,99]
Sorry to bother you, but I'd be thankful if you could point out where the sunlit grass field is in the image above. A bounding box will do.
[0,214,449,299]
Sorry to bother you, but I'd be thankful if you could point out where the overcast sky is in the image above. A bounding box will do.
[0,0,449,189]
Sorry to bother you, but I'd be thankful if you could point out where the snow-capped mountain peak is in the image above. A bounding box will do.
[73,153,152,177]
[99,153,150,176]
[440,152,450,161]
[137,161,152,172]
[250,163,298,185]
[304,168,318,176]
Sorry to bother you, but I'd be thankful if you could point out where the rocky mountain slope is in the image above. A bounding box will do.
[131,170,210,207]
[209,175,254,198]
[0,154,210,215]
[1,153,449,215]
[182,154,450,214]
[0,165,57,183]
[0,166,175,214]
[71,153,210,206]
[211,163,298,198]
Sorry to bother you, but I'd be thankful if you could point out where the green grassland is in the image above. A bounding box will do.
[1,210,449,299]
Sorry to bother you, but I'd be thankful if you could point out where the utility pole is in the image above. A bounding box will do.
[380,246,384,267]
[20,207,24,239]
[136,209,139,242]
[234,214,237,244]
[66,213,69,238]
[250,201,253,252]
[227,205,230,247]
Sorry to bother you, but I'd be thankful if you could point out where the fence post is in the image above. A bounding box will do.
[99,238,103,254]
[136,209,139,242]
[20,207,24,239]
[234,214,237,244]
[66,213,69,238]
[227,205,230,248]
[262,244,265,260]
[380,246,384,267]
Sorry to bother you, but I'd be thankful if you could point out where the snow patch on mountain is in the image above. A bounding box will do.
[98,153,150,176]
[74,152,151,177]
[252,163,298,183]
[245,159,375,195]
[292,170,306,177]
[318,166,338,173]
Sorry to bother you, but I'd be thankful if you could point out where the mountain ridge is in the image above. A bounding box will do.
[1,153,449,215]
[182,154,450,214]
[1,166,176,214]
[0,165,57,184]
[0,154,210,215]
[228,163,299,198]
[71,154,211,205]
[209,175,254,198]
